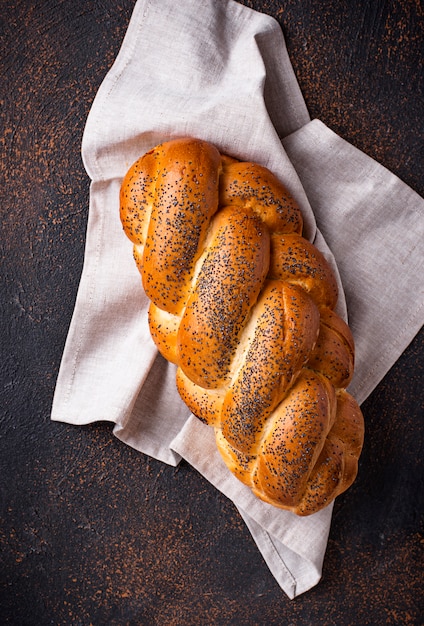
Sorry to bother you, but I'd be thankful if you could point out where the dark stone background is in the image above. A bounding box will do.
[1,1,423,624]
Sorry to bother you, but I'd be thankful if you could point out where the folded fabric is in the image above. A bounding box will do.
[51,0,424,598]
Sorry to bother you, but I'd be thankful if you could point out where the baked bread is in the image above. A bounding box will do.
[120,137,364,516]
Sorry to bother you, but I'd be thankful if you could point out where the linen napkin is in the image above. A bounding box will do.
[51,0,424,598]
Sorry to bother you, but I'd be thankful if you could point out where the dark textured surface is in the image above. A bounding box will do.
[1,0,423,624]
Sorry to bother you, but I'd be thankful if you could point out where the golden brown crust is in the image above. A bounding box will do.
[269,233,339,309]
[307,307,355,388]
[220,160,303,234]
[214,428,256,485]
[120,137,364,516]
[294,390,364,515]
[148,303,180,365]
[177,205,270,388]
[251,370,337,510]
[294,436,345,515]
[320,306,355,360]
[176,367,224,427]
[221,281,320,455]
[120,149,158,246]
[331,390,365,461]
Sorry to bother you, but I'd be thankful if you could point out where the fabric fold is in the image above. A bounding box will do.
[169,415,333,598]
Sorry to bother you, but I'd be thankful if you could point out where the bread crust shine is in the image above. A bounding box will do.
[120,137,364,516]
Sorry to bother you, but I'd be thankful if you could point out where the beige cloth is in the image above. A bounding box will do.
[51,0,424,598]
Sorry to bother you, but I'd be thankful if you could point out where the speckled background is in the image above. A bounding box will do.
[1,1,423,624]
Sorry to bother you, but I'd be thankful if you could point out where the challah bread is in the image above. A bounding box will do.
[120,137,364,516]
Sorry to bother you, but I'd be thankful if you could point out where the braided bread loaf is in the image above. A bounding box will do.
[120,137,364,516]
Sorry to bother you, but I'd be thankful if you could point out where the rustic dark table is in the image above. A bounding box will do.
[1,1,423,624]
